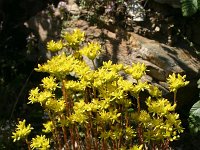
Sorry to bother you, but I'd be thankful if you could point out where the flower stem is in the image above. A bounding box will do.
[48,111,62,150]
[174,91,177,104]
[62,126,70,150]
[136,94,144,145]
[69,125,75,150]
[92,60,97,70]
[25,139,31,150]
[75,125,81,150]
[62,80,69,116]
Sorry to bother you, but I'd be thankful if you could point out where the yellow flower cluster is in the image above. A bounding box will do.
[42,121,54,133]
[98,109,121,124]
[79,42,101,60]
[47,40,63,52]
[93,67,120,88]
[35,53,79,79]
[62,29,84,49]
[135,97,184,142]
[100,127,122,140]
[28,88,54,105]
[125,62,146,80]
[45,98,65,113]
[167,73,189,92]
[130,145,143,150]
[148,85,162,98]
[30,135,50,150]
[41,76,58,91]
[64,80,86,91]
[12,120,33,142]
[28,76,65,113]
[146,97,176,117]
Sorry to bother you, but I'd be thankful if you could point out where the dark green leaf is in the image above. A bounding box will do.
[189,100,200,134]
[181,0,198,16]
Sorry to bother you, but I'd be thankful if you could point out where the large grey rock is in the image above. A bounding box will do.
[68,20,200,101]
[24,15,200,111]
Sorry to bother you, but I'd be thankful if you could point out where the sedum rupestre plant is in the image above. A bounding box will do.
[12,29,189,150]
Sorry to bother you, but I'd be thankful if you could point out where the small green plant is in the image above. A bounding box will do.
[12,29,189,150]
[181,0,200,16]
[188,79,200,134]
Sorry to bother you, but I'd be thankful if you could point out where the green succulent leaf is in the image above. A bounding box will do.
[189,100,200,134]
[181,0,199,16]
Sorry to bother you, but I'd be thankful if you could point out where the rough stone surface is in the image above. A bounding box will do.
[26,14,200,90]
[25,3,200,112]
[63,19,200,110]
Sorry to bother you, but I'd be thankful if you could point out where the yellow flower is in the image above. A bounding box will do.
[102,60,123,72]
[47,40,63,52]
[117,77,134,91]
[41,76,58,91]
[125,127,136,140]
[138,110,151,123]
[73,99,86,112]
[125,62,146,80]
[167,73,189,92]
[70,111,88,124]
[64,80,86,91]
[146,97,176,117]
[98,110,111,123]
[45,98,65,113]
[12,119,33,142]
[79,42,101,60]
[28,90,54,105]
[35,53,79,79]
[70,101,88,124]
[62,29,85,49]
[30,135,50,150]
[132,81,149,94]
[93,68,119,88]
[42,121,54,133]
[130,145,143,150]
[148,85,162,98]
[28,87,40,104]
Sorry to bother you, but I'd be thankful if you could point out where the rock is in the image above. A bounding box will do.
[154,26,160,32]
[24,8,62,60]
[63,20,200,107]
[58,1,80,15]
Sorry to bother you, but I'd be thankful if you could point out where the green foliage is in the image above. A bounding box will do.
[181,0,200,16]
[11,29,189,150]
[188,79,200,134]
